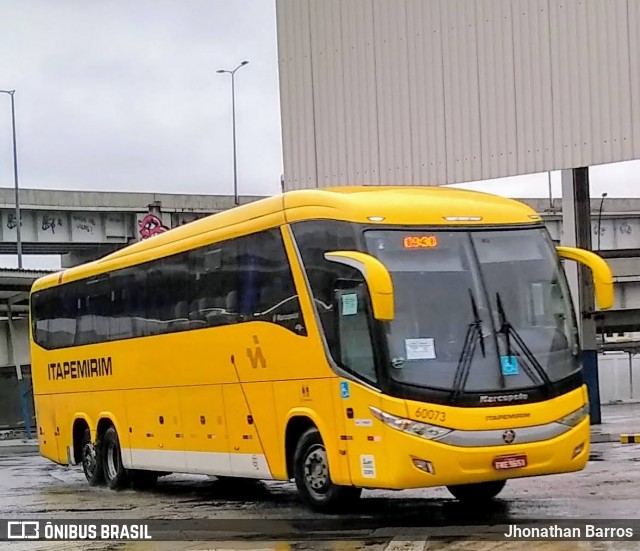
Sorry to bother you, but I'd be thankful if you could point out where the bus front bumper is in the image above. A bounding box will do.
[366,416,590,489]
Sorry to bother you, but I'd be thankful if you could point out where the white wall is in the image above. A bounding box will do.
[598,352,640,403]
[277,0,640,190]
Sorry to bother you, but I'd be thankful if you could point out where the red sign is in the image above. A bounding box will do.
[492,454,527,470]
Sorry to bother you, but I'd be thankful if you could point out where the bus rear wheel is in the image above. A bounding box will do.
[102,426,130,490]
[81,428,104,486]
[293,428,362,512]
[446,479,506,502]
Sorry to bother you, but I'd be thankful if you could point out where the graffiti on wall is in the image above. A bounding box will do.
[138,213,169,240]
[6,213,22,230]
[41,216,64,234]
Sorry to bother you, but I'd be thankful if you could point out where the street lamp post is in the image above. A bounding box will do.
[0,90,23,269]
[597,192,608,251]
[216,61,249,206]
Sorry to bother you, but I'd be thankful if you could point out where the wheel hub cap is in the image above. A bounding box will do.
[304,448,329,491]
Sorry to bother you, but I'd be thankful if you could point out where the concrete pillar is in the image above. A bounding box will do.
[561,167,601,424]
[148,200,162,217]
[7,303,32,438]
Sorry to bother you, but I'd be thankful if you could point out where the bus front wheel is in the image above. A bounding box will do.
[293,428,362,512]
[81,428,104,486]
[446,479,506,502]
[102,426,130,490]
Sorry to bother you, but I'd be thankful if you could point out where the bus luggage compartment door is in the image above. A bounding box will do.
[223,383,271,478]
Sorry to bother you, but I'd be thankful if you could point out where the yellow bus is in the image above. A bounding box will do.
[29,186,613,511]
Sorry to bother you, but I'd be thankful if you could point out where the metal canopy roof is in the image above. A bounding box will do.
[0,268,55,316]
[277,0,640,190]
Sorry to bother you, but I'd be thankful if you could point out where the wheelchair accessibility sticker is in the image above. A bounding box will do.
[500,355,519,376]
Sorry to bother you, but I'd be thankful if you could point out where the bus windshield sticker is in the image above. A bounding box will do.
[500,355,520,376]
[405,338,436,360]
[341,293,358,315]
[340,381,350,399]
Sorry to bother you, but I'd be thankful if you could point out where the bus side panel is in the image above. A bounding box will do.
[241,381,282,478]
[223,383,272,478]
[34,394,60,463]
[274,379,350,485]
[52,390,129,466]
[125,388,185,472]
[329,379,356,485]
[339,382,383,487]
[51,394,76,464]
[178,385,232,476]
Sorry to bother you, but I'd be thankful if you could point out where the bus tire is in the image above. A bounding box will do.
[446,479,506,502]
[293,427,362,512]
[130,470,158,491]
[81,428,104,486]
[101,426,130,490]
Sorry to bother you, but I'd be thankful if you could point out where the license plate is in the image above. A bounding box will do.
[492,454,527,470]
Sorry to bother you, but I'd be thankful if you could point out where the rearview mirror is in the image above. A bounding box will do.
[324,251,394,321]
[556,246,614,310]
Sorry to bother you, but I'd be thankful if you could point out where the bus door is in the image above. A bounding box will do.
[333,282,384,485]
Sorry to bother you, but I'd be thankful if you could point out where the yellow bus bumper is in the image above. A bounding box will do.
[367,416,590,489]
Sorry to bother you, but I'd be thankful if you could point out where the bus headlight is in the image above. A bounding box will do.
[557,403,590,427]
[369,406,452,441]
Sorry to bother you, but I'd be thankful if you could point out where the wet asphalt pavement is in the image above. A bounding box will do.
[1,443,640,550]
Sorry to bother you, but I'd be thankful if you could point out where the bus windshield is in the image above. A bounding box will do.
[364,228,579,394]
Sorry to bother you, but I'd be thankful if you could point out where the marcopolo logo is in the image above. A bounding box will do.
[47,357,113,381]
[479,393,529,404]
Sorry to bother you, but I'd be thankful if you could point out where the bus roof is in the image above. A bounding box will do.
[32,186,540,292]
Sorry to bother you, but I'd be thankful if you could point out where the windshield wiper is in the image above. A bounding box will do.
[450,290,486,403]
[495,292,553,391]
[469,291,486,359]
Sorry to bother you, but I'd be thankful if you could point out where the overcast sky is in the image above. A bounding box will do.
[0,0,283,197]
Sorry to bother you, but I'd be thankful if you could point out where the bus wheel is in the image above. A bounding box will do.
[101,426,130,490]
[81,428,104,486]
[293,428,362,512]
[446,480,506,502]
[130,470,158,491]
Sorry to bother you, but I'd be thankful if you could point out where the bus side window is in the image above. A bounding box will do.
[237,229,306,335]
[31,291,52,349]
[291,220,361,356]
[334,281,377,384]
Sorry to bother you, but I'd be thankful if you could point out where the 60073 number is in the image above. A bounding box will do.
[414,407,446,423]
